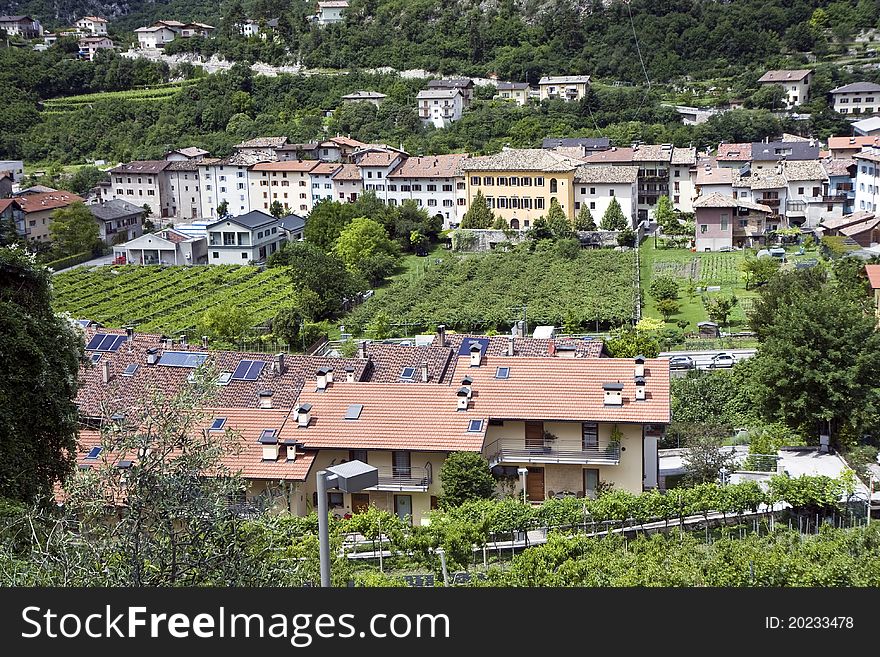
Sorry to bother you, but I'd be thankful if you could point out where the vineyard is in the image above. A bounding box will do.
[40,82,193,114]
[345,248,636,334]
[52,265,293,334]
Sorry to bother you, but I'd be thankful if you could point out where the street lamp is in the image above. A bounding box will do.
[316,460,378,587]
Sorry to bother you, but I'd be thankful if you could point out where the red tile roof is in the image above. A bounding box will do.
[0,198,22,213]
[827,135,880,151]
[360,343,455,383]
[332,164,361,181]
[388,154,469,179]
[16,191,83,213]
[310,162,342,175]
[716,143,751,161]
[356,151,402,168]
[866,265,880,289]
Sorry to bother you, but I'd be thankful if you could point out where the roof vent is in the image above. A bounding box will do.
[421,360,429,383]
[316,367,331,391]
[634,376,646,401]
[101,359,111,384]
[146,347,159,365]
[258,390,274,409]
[345,365,356,383]
[507,335,515,356]
[469,342,482,367]
[457,387,470,410]
[436,324,447,347]
[259,429,279,461]
[297,403,312,428]
[603,382,624,406]
[634,355,646,378]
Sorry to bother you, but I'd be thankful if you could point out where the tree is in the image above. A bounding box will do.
[656,298,680,321]
[304,200,356,252]
[740,254,780,290]
[545,198,571,239]
[272,304,303,349]
[574,204,597,231]
[222,0,248,38]
[0,246,83,503]
[460,190,494,228]
[616,227,636,247]
[216,200,229,218]
[682,429,739,485]
[600,197,628,231]
[703,294,738,326]
[748,268,827,340]
[367,310,391,339]
[650,275,679,301]
[48,202,100,256]
[604,327,660,358]
[654,195,678,234]
[199,303,252,343]
[527,215,553,240]
[491,215,508,229]
[269,200,285,218]
[747,84,787,111]
[438,452,496,508]
[141,204,155,232]
[332,217,400,276]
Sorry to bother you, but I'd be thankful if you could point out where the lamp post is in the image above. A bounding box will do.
[518,467,529,504]
[316,460,378,587]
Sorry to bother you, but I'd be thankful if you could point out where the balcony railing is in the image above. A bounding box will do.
[759,197,780,207]
[785,200,807,214]
[365,465,432,492]
[485,440,620,468]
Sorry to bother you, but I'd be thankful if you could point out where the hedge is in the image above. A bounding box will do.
[44,251,92,271]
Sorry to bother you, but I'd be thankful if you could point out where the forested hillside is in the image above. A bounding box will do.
[3,0,880,82]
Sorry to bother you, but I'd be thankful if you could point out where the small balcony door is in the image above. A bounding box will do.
[526,467,545,501]
[393,450,411,479]
[525,421,544,449]
[582,423,598,450]
[394,494,412,521]
[351,493,370,514]
[584,468,599,499]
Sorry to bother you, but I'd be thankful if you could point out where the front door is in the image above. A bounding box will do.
[351,493,370,514]
[525,421,544,449]
[526,467,545,502]
[394,494,412,521]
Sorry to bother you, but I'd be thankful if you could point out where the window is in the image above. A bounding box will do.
[412,184,422,191]
[392,451,411,478]
[426,184,437,192]
[349,449,368,463]
[549,178,558,193]
[470,176,480,185]
[535,177,544,186]
[609,189,614,197]
[242,253,248,259]
[213,252,219,258]
[535,198,545,210]
[442,184,453,192]
[739,219,748,227]
[521,177,531,186]
[467,419,483,432]
[582,423,598,449]
[428,199,437,206]
[457,182,466,190]
[223,233,235,245]
[590,187,596,195]
[674,169,680,178]
[720,213,729,231]
[700,224,708,234]
[584,469,599,499]
[483,176,494,185]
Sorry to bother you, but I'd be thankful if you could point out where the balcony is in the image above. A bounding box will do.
[485,439,620,468]
[365,465,432,492]
[824,192,853,203]
[759,197,780,208]
[639,170,669,182]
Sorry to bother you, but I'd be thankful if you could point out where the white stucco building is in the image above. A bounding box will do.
[573,165,639,228]
[386,154,469,228]
[757,69,813,109]
[205,211,285,264]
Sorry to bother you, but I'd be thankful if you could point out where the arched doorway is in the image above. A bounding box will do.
[510,217,520,229]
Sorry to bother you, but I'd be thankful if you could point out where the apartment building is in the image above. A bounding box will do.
[248,160,319,215]
[493,82,530,106]
[310,162,342,206]
[829,82,880,115]
[417,89,465,128]
[572,165,638,227]
[386,154,469,227]
[355,148,407,201]
[425,78,475,107]
[538,75,591,102]
[78,36,113,60]
[853,148,880,213]
[109,161,173,219]
[89,199,144,244]
[782,160,831,227]
[670,147,697,212]
[331,164,363,202]
[205,211,285,264]
[461,148,580,227]
[16,191,84,242]
[822,158,856,216]
[165,161,202,219]
[199,153,270,219]
[75,16,108,35]
[757,69,813,108]
[0,15,42,38]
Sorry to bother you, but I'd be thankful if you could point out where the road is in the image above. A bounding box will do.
[50,253,115,275]
[658,348,757,375]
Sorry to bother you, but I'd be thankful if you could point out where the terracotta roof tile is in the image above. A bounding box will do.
[16,191,83,213]
[866,264,880,289]
[388,154,469,179]
[251,160,319,172]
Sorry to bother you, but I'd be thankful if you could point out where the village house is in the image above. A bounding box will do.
[354,148,407,201]
[315,0,349,25]
[670,147,697,212]
[0,172,12,199]
[386,154,469,228]
[425,78,475,107]
[416,88,465,128]
[715,143,752,169]
[310,162,343,206]
[853,148,880,213]
[89,199,145,244]
[829,82,880,116]
[0,159,25,183]
[757,69,813,108]
[853,116,880,136]
[827,135,880,158]
[199,152,273,219]
[78,35,113,61]
[113,228,207,265]
[165,147,210,162]
[822,158,856,216]
[109,161,173,220]
[0,198,25,237]
[750,140,820,170]
[75,16,108,35]
[572,165,639,227]
[205,211,285,264]
[461,148,580,227]
[538,75,591,102]
[331,164,363,202]
[165,161,203,220]
[543,137,611,158]
[341,91,387,107]
[17,191,84,242]
[493,82,530,106]
[248,160,319,215]
[693,192,773,251]
[0,15,42,38]
[135,20,215,48]
[817,212,880,248]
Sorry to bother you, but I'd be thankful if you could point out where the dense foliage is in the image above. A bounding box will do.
[0,247,83,503]
[345,242,635,335]
[438,452,497,508]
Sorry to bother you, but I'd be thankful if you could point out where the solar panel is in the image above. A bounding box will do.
[122,364,139,377]
[344,404,363,420]
[457,337,489,356]
[209,417,226,431]
[232,359,266,381]
[400,367,415,380]
[86,333,126,352]
[157,351,208,368]
[85,446,102,459]
[467,419,483,433]
[495,367,510,379]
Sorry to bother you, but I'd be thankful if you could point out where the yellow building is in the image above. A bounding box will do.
[461,148,580,228]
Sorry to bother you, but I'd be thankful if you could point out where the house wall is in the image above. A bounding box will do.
[573,181,637,227]
[110,170,172,219]
[332,177,362,202]
[168,170,202,219]
[0,160,24,183]
[695,206,733,251]
[671,164,695,212]
[23,208,55,242]
[465,169,576,224]
[494,88,529,106]
[538,82,589,101]
[855,159,880,213]
[832,90,880,116]
[635,159,672,218]
[248,169,313,215]
[318,7,346,24]
[97,212,143,244]
[360,161,403,202]
[417,94,463,128]
[207,219,284,264]
[200,164,252,219]
[386,176,467,228]
[762,74,811,108]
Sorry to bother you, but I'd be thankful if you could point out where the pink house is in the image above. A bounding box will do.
[694,192,773,251]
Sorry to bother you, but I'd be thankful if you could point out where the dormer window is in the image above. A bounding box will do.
[603,382,624,406]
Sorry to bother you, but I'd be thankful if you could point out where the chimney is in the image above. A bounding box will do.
[357,340,367,359]
[603,382,624,406]
[456,387,470,410]
[125,326,134,342]
[634,376,646,401]
[469,343,482,367]
[507,336,515,356]
[437,324,447,347]
[202,335,209,348]
[297,403,312,428]
[146,347,159,365]
[101,359,111,383]
[258,390,274,409]
[421,360,429,383]
[461,375,473,398]
[548,341,557,357]
[179,333,187,348]
[316,367,330,391]
[345,365,355,383]
[283,439,297,462]
[259,430,279,461]
[274,353,286,375]
[634,355,646,378]
[325,368,334,384]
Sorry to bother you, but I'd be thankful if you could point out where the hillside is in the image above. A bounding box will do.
[3,0,879,83]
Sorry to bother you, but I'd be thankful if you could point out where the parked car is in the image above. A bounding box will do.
[709,352,736,368]
[669,355,695,370]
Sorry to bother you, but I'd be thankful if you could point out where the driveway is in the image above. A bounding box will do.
[51,253,115,275]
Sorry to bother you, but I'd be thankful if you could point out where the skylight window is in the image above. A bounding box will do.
[400,366,416,380]
[258,429,278,444]
[467,419,484,433]
[217,372,232,385]
[345,404,363,420]
[85,446,103,459]
[90,353,102,363]
[122,363,139,377]
[209,418,226,432]
[495,367,510,379]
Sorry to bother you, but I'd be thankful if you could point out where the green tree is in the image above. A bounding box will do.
[304,200,356,252]
[332,217,400,275]
[545,198,571,239]
[367,310,391,339]
[617,227,636,247]
[438,452,496,508]
[491,215,508,229]
[605,326,660,358]
[747,84,787,111]
[600,197,628,231]
[0,246,83,503]
[460,190,494,229]
[650,275,679,301]
[704,295,738,326]
[199,302,252,343]
[656,298,680,321]
[528,215,553,240]
[654,195,679,235]
[48,202,99,257]
[574,204,597,231]
[682,429,739,485]
[272,304,303,349]
[269,200,285,218]
[740,254,780,290]
[216,200,229,218]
